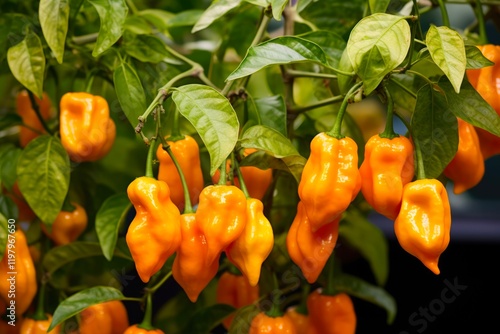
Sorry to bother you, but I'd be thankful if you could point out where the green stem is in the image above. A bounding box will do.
[285,69,338,80]
[289,95,344,114]
[412,130,426,180]
[323,255,336,296]
[379,85,398,139]
[403,9,419,71]
[138,294,154,330]
[27,90,52,135]
[33,281,47,320]
[411,0,424,41]
[295,284,310,315]
[406,70,435,86]
[266,273,282,318]
[327,81,363,139]
[169,109,183,140]
[389,76,417,99]
[436,0,451,27]
[162,142,193,213]
[125,0,139,14]
[217,160,227,186]
[148,271,173,293]
[71,33,98,45]
[233,158,250,198]
[145,138,156,178]
[473,0,488,44]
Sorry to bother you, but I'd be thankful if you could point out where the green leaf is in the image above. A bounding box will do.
[440,79,500,137]
[123,34,171,63]
[0,195,19,222]
[412,84,458,179]
[298,30,346,68]
[239,125,299,157]
[7,31,46,98]
[270,0,288,21]
[0,147,21,191]
[0,17,8,63]
[95,193,131,261]
[227,36,329,81]
[167,10,203,28]
[48,286,125,331]
[88,0,128,57]
[369,0,391,14]
[184,304,236,333]
[346,13,411,94]
[254,95,287,136]
[465,45,494,70]
[124,15,152,34]
[244,0,268,7]
[138,9,174,30]
[337,48,356,95]
[240,150,306,183]
[16,135,70,225]
[332,273,397,324]
[228,303,260,334]
[0,213,7,261]
[171,84,240,176]
[192,0,242,33]
[39,0,70,63]
[340,209,389,286]
[0,114,23,131]
[426,25,466,93]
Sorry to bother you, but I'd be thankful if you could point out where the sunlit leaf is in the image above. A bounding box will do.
[88,0,128,56]
[39,0,70,63]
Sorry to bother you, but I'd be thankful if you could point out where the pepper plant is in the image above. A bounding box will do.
[0,0,499,333]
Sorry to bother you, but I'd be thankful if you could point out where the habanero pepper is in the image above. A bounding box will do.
[359,134,414,220]
[79,300,129,334]
[156,135,205,212]
[126,176,181,283]
[306,289,356,334]
[284,307,318,334]
[123,325,164,334]
[16,90,52,148]
[59,92,116,162]
[6,182,36,222]
[41,202,88,246]
[19,314,60,334]
[298,132,361,232]
[394,179,451,275]
[249,312,298,334]
[0,317,21,334]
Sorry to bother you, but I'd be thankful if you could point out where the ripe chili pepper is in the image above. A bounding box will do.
[19,314,60,334]
[394,179,451,275]
[249,312,298,334]
[443,118,485,194]
[226,198,274,286]
[59,92,116,162]
[126,176,181,283]
[41,202,88,245]
[298,132,361,232]
[0,316,22,334]
[172,213,219,303]
[79,300,129,334]
[286,202,340,284]
[123,324,164,334]
[306,289,356,334]
[216,271,260,329]
[359,134,414,220]
[156,135,205,211]
[0,229,37,316]
[284,307,318,334]
[196,185,247,265]
[6,182,36,222]
[16,90,52,148]
[466,44,500,159]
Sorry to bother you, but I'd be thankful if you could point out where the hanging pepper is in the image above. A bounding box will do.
[196,185,247,265]
[466,44,500,159]
[216,271,260,329]
[443,118,485,194]
[0,317,21,334]
[226,198,274,286]
[306,289,356,334]
[286,202,340,284]
[298,132,361,232]
[123,325,164,334]
[172,213,220,303]
[41,202,88,245]
[394,179,451,275]
[59,92,116,162]
[359,134,415,220]
[156,135,205,211]
[19,314,60,334]
[126,177,181,283]
[249,312,298,334]
[79,300,129,334]
[16,90,52,148]
[284,307,318,334]
[7,182,36,222]
[0,229,37,316]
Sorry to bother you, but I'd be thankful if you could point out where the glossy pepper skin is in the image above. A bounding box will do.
[394,179,451,275]
[249,312,298,334]
[216,271,260,329]
[226,198,274,286]
[284,307,318,334]
[286,202,340,284]
[59,92,116,162]
[123,325,164,334]
[19,315,60,334]
[444,119,485,194]
[359,134,414,220]
[466,44,500,159]
[0,229,37,315]
[196,185,247,265]
[79,300,129,334]
[306,290,356,334]
[126,177,181,283]
[16,90,52,148]
[156,135,205,211]
[172,213,219,303]
[298,132,361,232]
[41,202,88,245]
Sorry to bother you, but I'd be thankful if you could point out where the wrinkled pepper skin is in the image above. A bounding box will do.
[444,119,485,194]
[123,325,164,334]
[284,307,318,334]
[19,315,60,334]
[156,135,205,211]
[126,177,181,283]
[249,312,298,334]
[359,134,414,220]
[59,92,116,162]
[226,198,274,286]
[172,213,219,303]
[306,290,356,334]
[298,132,361,232]
[286,202,340,284]
[196,185,247,265]
[16,90,52,148]
[41,202,88,245]
[466,44,500,159]
[79,300,129,334]
[0,229,37,316]
[394,179,451,275]
[216,271,260,329]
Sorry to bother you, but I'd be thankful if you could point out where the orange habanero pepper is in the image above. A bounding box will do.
[79,300,129,334]
[16,90,52,148]
[41,202,88,246]
[306,289,356,334]
[19,314,60,334]
[123,324,164,334]
[249,312,298,334]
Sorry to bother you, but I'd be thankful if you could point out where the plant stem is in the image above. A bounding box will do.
[162,143,193,213]
[327,81,363,139]
[233,158,250,198]
[379,85,398,139]
[72,33,98,45]
[473,0,489,44]
[289,95,344,114]
[323,255,336,296]
[389,76,417,99]
[126,0,139,15]
[145,138,156,178]
[218,160,227,186]
[27,91,52,135]
[412,131,426,180]
[436,0,451,27]
[138,294,154,330]
[148,270,173,293]
[285,69,338,80]
[33,281,48,320]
